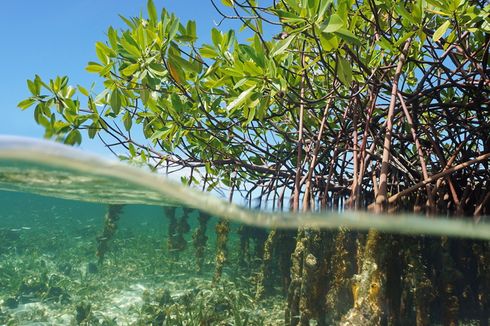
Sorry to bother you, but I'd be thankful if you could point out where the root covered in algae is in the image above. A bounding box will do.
[238,225,267,270]
[256,229,277,299]
[165,206,191,257]
[256,229,295,300]
[440,237,462,326]
[340,230,385,326]
[192,211,210,273]
[96,204,124,264]
[286,229,329,325]
[473,241,490,325]
[237,225,251,268]
[213,219,230,284]
[286,228,305,326]
[325,229,356,322]
[404,238,433,326]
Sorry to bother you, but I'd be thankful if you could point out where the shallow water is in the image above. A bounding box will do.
[0,191,282,324]
[0,137,489,325]
[0,136,488,239]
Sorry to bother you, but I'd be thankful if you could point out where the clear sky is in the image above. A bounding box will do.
[0,1,231,156]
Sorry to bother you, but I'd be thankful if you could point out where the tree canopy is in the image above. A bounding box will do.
[19,0,490,214]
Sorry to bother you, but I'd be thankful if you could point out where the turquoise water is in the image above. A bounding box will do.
[0,137,489,324]
[0,191,281,324]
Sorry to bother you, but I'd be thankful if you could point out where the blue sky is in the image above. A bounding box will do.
[0,1,230,156]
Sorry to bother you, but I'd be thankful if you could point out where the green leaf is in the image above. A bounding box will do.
[27,79,40,96]
[86,62,104,73]
[433,20,451,42]
[320,32,339,52]
[18,98,35,110]
[221,0,233,7]
[110,90,122,115]
[107,27,118,49]
[120,35,141,57]
[270,34,295,57]
[121,63,140,76]
[95,42,113,65]
[200,44,219,58]
[211,28,222,47]
[147,0,158,23]
[233,77,250,90]
[64,129,82,145]
[77,85,90,97]
[337,56,352,86]
[226,86,256,113]
[186,20,197,42]
[88,123,98,139]
[395,4,419,25]
[334,28,361,46]
[123,111,132,131]
[169,54,201,74]
[245,104,256,125]
[65,86,76,98]
[321,14,344,33]
[128,143,136,157]
[378,37,395,52]
[274,10,304,23]
[317,0,333,22]
[284,0,300,11]
[167,17,180,41]
[34,104,43,123]
[222,29,235,50]
[119,14,136,29]
[99,62,114,77]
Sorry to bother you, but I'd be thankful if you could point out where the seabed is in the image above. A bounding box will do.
[0,194,285,325]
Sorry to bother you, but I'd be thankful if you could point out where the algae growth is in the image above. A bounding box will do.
[1,190,488,325]
[0,192,285,325]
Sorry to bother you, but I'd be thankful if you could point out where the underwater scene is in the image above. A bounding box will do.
[0,191,285,325]
[0,138,489,325]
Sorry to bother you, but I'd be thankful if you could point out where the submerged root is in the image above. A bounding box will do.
[256,229,277,299]
[405,238,433,326]
[213,219,230,284]
[440,237,462,326]
[286,229,305,326]
[192,211,210,273]
[298,230,327,325]
[165,207,191,257]
[237,225,251,268]
[286,229,328,325]
[473,241,490,325]
[325,229,356,322]
[96,204,124,264]
[340,230,385,326]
